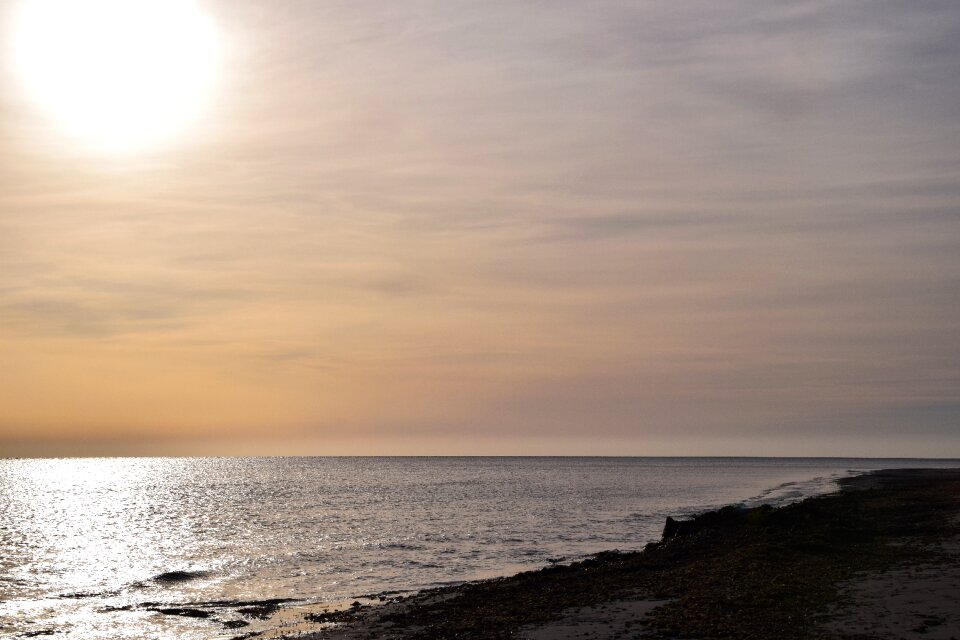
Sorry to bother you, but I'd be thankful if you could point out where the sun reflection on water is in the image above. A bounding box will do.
[0,458,229,639]
[14,459,181,589]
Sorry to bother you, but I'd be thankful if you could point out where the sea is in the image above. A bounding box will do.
[1,456,958,640]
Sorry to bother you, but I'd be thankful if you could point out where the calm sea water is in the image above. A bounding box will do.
[1,456,958,639]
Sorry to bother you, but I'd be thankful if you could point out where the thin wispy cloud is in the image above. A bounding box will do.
[0,0,957,455]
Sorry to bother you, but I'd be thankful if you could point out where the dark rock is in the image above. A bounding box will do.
[663,516,681,539]
[237,604,281,619]
[186,597,295,608]
[222,620,250,629]
[98,605,133,612]
[153,608,211,619]
[154,570,208,583]
[305,611,337,623]
[663,504,773,540]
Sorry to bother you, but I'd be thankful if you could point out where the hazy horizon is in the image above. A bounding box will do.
[5,452,960,460]
[1,0,958,458]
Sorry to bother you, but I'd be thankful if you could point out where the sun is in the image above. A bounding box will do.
[9,0,222,153]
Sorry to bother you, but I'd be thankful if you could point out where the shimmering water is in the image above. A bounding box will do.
[1,456,958,639]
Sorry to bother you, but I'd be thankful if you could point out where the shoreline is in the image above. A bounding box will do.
[249,468,960,640]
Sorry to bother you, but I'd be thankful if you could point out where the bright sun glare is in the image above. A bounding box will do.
[10,0,221,153]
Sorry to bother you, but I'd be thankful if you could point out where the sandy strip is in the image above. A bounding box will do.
[520,595,667,639]
[824,523,960,639]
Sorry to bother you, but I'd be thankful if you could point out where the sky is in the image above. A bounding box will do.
[1,0,958,457]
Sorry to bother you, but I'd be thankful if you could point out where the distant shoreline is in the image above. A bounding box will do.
[272,468,960,640]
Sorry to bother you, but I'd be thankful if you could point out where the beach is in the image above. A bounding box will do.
[275,468,960,640]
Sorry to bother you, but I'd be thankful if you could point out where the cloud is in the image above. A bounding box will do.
[0,0,958,454]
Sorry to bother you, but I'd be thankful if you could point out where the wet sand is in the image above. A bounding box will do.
[254,468,960,640]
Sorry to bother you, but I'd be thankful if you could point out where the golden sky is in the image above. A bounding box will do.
[1,0,959,457]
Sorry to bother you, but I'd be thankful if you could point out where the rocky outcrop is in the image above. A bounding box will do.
[662,504,773,540]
